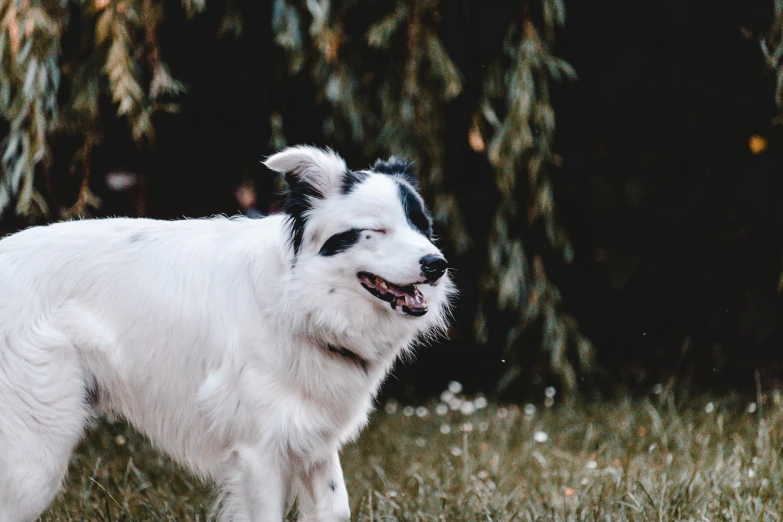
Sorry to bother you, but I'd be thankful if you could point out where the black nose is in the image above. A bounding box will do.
[420,254,448,281]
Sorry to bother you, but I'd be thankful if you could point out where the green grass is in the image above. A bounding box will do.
[43,386,783,521]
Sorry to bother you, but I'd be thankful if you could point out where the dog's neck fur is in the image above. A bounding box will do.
[322,343,370,373]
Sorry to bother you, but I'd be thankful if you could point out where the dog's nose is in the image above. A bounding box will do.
[420,254,448,282]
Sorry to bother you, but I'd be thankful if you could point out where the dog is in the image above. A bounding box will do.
[0,146,453,521]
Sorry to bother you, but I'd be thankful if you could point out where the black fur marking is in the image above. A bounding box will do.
[341,169,368,194]
[397,182,433,237]
[329,480,337,492]
[85,383,100,407]
[325,343,369,373]
[282,171,324,255]
[319,228,362,256]
[371,158,418,186]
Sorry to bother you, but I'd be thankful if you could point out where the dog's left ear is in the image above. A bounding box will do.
[263,145,346,197]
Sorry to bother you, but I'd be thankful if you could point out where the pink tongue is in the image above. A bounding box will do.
[404,289,426,309]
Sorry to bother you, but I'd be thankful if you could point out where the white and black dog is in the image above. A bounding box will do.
[0,146,453,521]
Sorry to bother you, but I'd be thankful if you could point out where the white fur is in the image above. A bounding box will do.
[0,146,453,521]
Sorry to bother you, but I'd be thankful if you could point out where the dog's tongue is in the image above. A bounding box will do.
[403,287,425,309]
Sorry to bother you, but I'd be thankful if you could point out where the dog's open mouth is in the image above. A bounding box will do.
[358,272,428,316]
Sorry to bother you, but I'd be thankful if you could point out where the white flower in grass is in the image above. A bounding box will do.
[440,390,454,403]
[448,380,463,394]
[460,401,476,416]
[474,396,488,409]
[748,469,755,478]
[440,424,452,434]
[384,401,398,414]
[449,397,463,411]
[585,460,598,470]
[704,402,715,414]
[747,402,757,413]
[524,403,536,416]
[544,397,555,408]
[477,470,489,480]
[435,403,449,416]
[415,406,428,418]
[533,431,548,443]
[497,407,509,419]
[415,437,426,448]
[580,477,589,485]
[450,446,463,457]
[462,422,473,432]
[652,383,663,395]
[545,386,556,398]
[402,406,415,417]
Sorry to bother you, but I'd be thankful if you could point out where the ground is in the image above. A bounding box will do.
[43,384,783,521]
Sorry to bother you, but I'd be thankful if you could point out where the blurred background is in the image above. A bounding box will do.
[3,0,783,402]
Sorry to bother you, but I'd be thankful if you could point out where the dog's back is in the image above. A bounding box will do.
[0,216,287,519]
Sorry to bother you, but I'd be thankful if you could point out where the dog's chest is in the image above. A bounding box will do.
[272,382,373,460]
[233,355,380,461]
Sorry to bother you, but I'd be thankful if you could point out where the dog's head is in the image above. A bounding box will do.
[264,146,453,347]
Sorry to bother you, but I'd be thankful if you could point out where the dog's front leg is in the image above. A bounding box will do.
[218,445,289,522]
[295,450,351,522]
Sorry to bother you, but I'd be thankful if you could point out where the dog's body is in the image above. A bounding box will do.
[0,146,452,521]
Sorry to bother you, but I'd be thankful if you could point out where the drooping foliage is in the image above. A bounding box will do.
[0,0,191,220]
[7,0,782,396]
[0,0,591,394]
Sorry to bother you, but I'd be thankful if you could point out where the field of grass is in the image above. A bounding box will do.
[43,384,783,521]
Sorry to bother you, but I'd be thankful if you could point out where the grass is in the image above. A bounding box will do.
[43,384,783,521]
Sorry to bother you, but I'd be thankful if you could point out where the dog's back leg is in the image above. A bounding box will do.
[0,325,91,522]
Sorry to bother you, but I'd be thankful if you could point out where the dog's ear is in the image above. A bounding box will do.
[263,146,346,197]
[371,157,418,187]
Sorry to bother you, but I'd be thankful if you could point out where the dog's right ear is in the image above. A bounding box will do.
[263,145,346,197]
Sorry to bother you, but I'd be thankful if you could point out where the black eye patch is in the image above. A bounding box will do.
[319,228,362,256]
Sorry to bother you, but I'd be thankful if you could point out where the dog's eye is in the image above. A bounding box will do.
[361,229,386,240]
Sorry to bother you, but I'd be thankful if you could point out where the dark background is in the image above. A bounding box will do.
[5,0,783,401]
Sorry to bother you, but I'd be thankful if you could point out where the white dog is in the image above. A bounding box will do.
[0,146,453,521]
